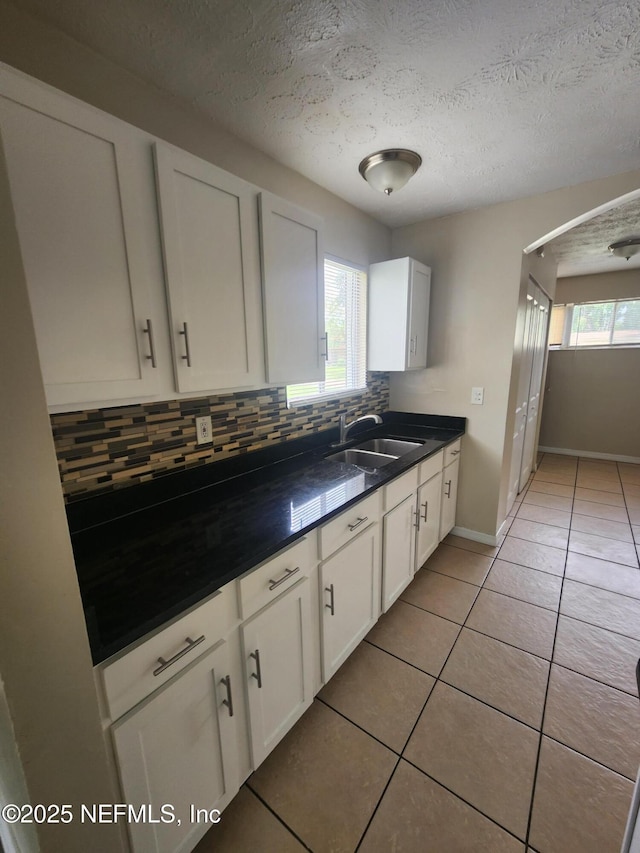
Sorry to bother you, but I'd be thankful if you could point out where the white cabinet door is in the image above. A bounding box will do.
[154,142,263,393]
[0,82,163,407]
[242,578,314,767]
[407,261,431,369]
[415,473,443,570]
[258,191,325,384]
[382,494,417,612]
[368,257,431,371]
[320,524,380,681]
[439,458,460,541]
[112,640,239,853]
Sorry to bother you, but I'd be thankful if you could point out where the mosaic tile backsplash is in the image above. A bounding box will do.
[52,374,390,501]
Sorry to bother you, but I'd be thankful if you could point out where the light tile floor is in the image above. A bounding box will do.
[195,454,640,853]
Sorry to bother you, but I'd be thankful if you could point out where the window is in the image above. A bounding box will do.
[549,298,640,349]
[286,257,367,405]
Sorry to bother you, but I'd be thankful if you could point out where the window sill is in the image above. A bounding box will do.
[286,385,369,409]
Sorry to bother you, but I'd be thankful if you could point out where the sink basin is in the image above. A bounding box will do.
[354,438,423,456]
[325,448,397,469]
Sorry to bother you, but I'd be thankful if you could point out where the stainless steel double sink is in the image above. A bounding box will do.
[325,437,424,469]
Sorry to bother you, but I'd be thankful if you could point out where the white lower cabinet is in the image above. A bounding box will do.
[440,456,460,541]
[112,639,240,853]
[382,494,417,612]
[320,523,381,681]
[241,578,314,767]
[415,472,443,570]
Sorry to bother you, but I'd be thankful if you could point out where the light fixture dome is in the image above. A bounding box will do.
[608,237,640,260]
[358,149,422,195]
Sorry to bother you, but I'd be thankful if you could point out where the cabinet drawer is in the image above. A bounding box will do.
[237,536,316,621]
[101,584,236,721]
[418,450,444,485]
[444,439,462,466]
[383,467,419,512]
[319,492,381,560]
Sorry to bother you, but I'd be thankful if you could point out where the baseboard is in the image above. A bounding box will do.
[450,525,500,547]
[538,446,640,465]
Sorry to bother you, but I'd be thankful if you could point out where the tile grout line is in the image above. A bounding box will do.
[523,451,575,850]
[243,783,315,852]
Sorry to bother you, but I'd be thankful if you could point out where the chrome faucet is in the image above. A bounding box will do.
[333,412,383,447]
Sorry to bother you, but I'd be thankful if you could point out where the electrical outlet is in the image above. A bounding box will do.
[471,387,484,405]
[196,415,212,444]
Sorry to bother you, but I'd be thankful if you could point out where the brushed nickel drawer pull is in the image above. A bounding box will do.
[268,566,300,591]
[153,635,205,676]
[143,319,157,368]
[348,516,368,532]
[220,675,234,717]
[179,321,192,366]
[450,449,460,456]
[325,584,335,616]
[413,508,420,530]
[321,332,329,360]
[445,480,452,498]
[421,500,428,522]
[250,650,263,688]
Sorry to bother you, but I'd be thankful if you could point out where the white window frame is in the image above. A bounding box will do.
[549,297,640,350]
[286,256,368,407]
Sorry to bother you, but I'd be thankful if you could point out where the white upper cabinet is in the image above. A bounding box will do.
[368,257,431,371]
[258,191,325,384]
[154,143,264,394]
[0,73,164,407]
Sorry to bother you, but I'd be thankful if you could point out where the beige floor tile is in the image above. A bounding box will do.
[498,537,566,577]
[576,475,623,494]
[570,513,633,543]
[401,569,479,624]
[522,491,573,512]
[574,486,626,507]
[619,464,640,485]
[579,459,618,474]
[544,664,640,780]
[359,759,525,853]
[443,532,500,557]
[533,470,576,486]
[422,543,493,585]
[633,524,640,543]
[529,737,633,853]
[623,482,640,498]
[466,589,557,659]
[553,615,640,696]
[193,785,305,853]
[565,551,640,600]
[508,519,570,549]
[249,701,396,853]
[441,628,549,728]
[628,506,640,524]
[516,503,572,529]
[568,529,639,567]
[318,642,434,753]
[560,579,640,641]
[404,683,538,840]
[527,480,574,498]
[573,499,629,523]
[366,600,460,676]
[484,560,562,611]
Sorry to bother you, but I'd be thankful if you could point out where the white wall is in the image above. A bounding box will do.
[391,172,640,538]
[539,269,640,459]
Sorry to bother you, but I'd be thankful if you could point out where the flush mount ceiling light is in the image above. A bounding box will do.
[358,149,422,195]
[608,237,640,260]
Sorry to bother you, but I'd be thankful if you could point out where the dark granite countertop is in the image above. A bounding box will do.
[67,411,465,664]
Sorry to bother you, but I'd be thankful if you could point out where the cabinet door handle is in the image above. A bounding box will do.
[420,500,428,522]
[250,649,263,688]
[445,480,452,498]
[143,319,157,368]
[348,516,368,532]
[325,584,335,616]
[413,507,420,530]
[450,449,460,456]
[220,675,234,717]
[153,635,205,676]
[321,332,329,361]
[179,321,192,367]
[268,566,300,591]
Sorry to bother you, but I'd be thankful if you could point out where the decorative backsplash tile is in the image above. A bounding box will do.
[52,374,390,501]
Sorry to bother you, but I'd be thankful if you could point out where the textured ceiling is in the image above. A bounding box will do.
[547,198,640,276]
[9,0,640,238]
